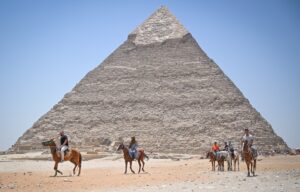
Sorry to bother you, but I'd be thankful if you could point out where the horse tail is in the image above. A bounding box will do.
[144,153,149,161]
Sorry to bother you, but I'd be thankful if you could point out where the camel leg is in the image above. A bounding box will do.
[129,161,135,174]
[124,161,128,174]
[138,160,141,173]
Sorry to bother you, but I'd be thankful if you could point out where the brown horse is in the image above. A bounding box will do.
[206,151,217,171]
[42,139,82,176]
[117,143,149,174]
[206,151,228,171]
[243,140,256,176]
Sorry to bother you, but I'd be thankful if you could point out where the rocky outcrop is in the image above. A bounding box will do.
[10,6,289,155]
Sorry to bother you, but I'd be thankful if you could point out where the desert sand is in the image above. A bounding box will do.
[0,152,300,192]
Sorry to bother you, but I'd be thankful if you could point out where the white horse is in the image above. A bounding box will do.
[231,150,240,171]
[217,151,232,171]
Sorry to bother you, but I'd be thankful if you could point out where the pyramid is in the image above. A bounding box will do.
[11,7,289,155]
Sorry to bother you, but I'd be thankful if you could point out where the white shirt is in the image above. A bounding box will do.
[242,134,254,145]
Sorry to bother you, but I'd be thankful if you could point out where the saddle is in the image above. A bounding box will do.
[129,150,140,160]
[64,148,69,156]
[56,148,70,157]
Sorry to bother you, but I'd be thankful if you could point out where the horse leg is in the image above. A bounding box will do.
[77,153,82,176]
[250,160,253,174]
[228,159,232,171]
[124,161,128,174]
[70,160,77,175]
[253,159,256,176]
[222,161,224,171]
[138,160,141,174]
[53,161,63,176]
[238,158,240,171]
[233,159,236,171]
[129,161,135,174]
[246,162,250,177]
[141,159,145,172]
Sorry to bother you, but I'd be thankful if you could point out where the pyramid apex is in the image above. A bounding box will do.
[130,6,188,45]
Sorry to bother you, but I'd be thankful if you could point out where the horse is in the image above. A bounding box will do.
[42,139,82,176]
[217,151,232,171]
[117,143,149,174]
[206,151,231,171]
[243,140,256,176]
[231,150,240,171]
[206,151,217,171]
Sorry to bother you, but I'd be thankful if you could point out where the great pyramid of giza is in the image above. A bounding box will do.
[11,7,289,155]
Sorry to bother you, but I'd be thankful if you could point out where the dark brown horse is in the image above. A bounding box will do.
[243,140,256,176]
[117,143,149,174]
[42,139,82,176]
[207,151,229,171]
[206,151,217,171]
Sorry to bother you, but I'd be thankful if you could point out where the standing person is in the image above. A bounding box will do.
[129,136,138,159]
[59,131,69,163]
[241,128,257,160]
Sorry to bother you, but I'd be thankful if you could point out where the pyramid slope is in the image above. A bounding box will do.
[11,7,289,155]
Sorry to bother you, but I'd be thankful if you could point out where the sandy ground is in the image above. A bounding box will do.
[0,153,300,192]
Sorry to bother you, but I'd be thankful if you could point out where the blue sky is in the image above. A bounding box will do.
[0,0,299,150]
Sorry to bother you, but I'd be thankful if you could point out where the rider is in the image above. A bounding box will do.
[228,141,235,158]
[241,128,257,160]
[59,131,69,163]
[212,141,220,158]
[223,141,229,151]
[129,136,138,159]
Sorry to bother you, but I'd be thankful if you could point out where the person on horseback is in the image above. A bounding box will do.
[129,136,138,159]
[228,141,235,158]
[212,141,220,157]
[59,131,69,163]
[241,128,257,160]
[223,141,229,151]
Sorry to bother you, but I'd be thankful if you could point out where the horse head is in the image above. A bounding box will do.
[117,143,125,151]
[206,151,211,158]
[42,138,56,147]
[206,151,216,159]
